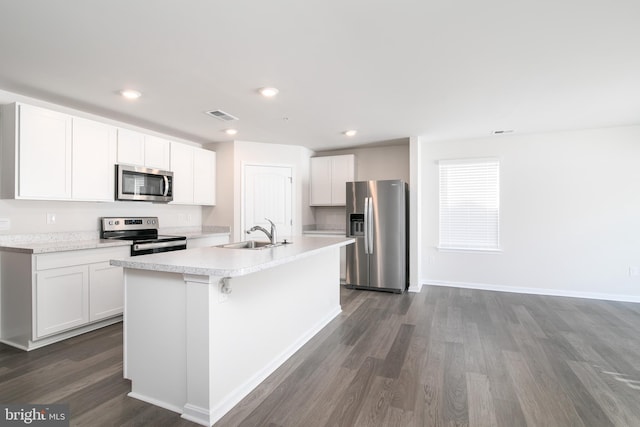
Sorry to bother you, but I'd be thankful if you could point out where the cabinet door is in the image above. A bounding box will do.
[35,266,89,338]
[193,148,216,205]
[89,262,124,321]
[117,128,145,166]
[170,142,194,204]
[310,157,332,205]
[72,118,117,201]
[144,135,171,170]
[330,155,355,205]
[18,104,72,199]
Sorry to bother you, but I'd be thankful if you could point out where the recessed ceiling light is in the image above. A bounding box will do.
[344,130,357,137]
[224,129,238,135]
[259,87,279,98]
[120,89,142,100]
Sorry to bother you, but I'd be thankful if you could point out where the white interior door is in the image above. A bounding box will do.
[243,165,293,241]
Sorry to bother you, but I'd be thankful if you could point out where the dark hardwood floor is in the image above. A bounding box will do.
[1,285,640,426]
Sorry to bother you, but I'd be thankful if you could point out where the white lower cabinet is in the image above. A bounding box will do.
[89,262,124,322]
[0,246,129,350]
[36,265,89,338]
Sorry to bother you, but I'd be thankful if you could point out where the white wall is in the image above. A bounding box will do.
[203,140,314,242]
[0,199,201,235]
[420,125,640,301]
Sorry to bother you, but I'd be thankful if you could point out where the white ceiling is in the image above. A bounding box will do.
[0,0,638,151]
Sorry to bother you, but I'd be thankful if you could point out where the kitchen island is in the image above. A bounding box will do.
[110,236,353,426]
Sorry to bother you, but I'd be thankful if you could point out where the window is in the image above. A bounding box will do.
[439,158,500,251]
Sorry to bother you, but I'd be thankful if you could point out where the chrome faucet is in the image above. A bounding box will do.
[246,218,277,244]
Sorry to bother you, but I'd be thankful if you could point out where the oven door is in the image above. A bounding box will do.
[117,164,173,202]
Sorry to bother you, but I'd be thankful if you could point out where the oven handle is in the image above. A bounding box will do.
[133,240,185,251]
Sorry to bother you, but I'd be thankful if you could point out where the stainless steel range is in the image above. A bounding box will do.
[100,217,187,256]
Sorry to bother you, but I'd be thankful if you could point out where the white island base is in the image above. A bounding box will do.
[118,239,350,426]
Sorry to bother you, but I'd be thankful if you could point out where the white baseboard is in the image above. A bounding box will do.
[423,279,640,303]
[207,306,343,425]
[128,392,184,415]
[182,404,213,427]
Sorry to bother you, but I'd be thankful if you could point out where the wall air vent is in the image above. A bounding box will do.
[205,110,239,122]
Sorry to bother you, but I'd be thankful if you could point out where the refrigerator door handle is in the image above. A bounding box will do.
[364,197,370,254]
[367,196,374,254]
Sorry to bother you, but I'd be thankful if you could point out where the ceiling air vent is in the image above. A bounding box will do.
[205,110,239,122]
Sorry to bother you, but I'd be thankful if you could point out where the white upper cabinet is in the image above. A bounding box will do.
[0,102,204,203]
[72,117,117,201]
[170,142,194,204]
[0,103,119,201]
[116,128,145,166]
[144,135,171,170]
[117,129,170,170]
[170,142,216,206]
[5,104,73,200]
[310,154,355,206]
[194,149,216,205]
[310,157,332,205]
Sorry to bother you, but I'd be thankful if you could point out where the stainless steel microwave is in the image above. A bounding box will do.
[116,164,173,202]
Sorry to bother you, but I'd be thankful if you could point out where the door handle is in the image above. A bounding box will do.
[368,196,374,254]
[363,197,369,254]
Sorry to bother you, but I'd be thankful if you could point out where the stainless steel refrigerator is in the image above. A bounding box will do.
[346,180,408,293]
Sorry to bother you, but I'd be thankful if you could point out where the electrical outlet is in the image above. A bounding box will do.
[629,266,639,277]
[0,218,10,231]
[46,213,56,225]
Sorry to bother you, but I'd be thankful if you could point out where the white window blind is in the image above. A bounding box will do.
[439,158,500,251]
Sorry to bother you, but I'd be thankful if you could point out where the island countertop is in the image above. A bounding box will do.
[110,236,354,277]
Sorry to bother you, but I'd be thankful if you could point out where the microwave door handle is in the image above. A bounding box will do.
[162,176,169,197]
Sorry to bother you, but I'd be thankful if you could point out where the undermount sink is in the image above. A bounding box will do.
[218,240,287,250]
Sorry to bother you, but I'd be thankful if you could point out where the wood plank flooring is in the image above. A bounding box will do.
[1,285,640,426]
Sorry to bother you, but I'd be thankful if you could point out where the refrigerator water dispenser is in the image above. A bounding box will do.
[349,214,365,236]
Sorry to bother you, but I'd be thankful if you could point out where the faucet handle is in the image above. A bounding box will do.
[264,218,275,228]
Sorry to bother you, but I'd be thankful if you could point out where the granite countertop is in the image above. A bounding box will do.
[0,231,133,254]
[111,236,354,278]
[0,225,231,254]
